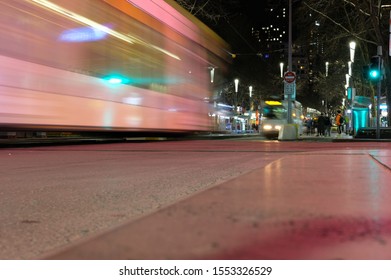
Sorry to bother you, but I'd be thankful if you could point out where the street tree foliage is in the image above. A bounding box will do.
[173,0,239,24]
[297,0,390,124]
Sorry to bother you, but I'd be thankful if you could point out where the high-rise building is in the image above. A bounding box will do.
[251,5,287,60]
[251,2,314,81]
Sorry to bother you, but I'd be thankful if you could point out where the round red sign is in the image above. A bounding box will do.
[284,71,296,83]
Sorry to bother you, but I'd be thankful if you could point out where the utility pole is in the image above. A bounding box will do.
[287,0,293,124]
[376,46,382,139]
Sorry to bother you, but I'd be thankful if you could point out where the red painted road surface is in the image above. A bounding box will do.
[1,139,390,259]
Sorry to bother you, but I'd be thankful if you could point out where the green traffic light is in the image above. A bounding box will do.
[107,77,123,84]
[369,70,379,79]
[368,56,381,81]
[103,74,128,85]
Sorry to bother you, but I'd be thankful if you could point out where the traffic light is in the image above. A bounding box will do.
[103,74,129,85]
[368,56,381,81]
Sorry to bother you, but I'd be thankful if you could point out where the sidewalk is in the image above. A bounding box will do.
[300,132,391,142]
[299,132,353,142]
[45,143,391,260]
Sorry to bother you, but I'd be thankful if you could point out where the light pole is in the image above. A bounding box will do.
[376,46,382,139]
[209,67,215,83]
[325,61,329,77]
[349,41,356,63]
[287,0,293,124]
[324,62,329,113]
[249,86,253,131]
[345,74,350,89]
[348,41,356,135]
[234,78,239,112]
[234,78,239,132]
[280,62,284,78]
[345,74,350,108]
[209,67,217,131]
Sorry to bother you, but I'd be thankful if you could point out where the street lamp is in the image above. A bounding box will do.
[348,41,356,92]
[210,67,215,83]
[249,86,253,131]
[325,61,329,77]
[349,41,356,63]
[280,62,284,77]
[348,41,356,135]
[234,78,239,114]
[233,79,239,132]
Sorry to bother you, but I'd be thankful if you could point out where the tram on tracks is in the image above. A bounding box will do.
[260,99,304,139]
[0,0,230,136]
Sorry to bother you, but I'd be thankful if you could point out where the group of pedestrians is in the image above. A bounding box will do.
[305,110,346,137]
[314,112,332,136]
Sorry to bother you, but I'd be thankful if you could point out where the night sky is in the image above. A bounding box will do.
[240,0,269,26]
[207,1,272,54]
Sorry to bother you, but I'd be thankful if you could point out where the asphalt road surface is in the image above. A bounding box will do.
[0,138,389,259]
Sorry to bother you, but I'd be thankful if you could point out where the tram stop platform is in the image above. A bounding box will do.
[44,141,391,260]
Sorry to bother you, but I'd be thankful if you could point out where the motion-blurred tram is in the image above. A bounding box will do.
[260,99,304,138]
[0,0,229,134]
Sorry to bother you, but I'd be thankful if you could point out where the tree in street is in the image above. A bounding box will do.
[297,0,390,125]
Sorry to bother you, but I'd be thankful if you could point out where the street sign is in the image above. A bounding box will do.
[284,71,296,83]
[284,81,296,100]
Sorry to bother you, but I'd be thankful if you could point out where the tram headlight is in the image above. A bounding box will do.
[275,125,282,130]
[263,125,272,130]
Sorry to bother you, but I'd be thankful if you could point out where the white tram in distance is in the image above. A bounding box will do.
[260,99,304,139]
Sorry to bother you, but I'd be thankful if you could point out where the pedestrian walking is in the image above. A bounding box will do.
[305,118,313,135]
[324,114,332,136]
[317,113,326,136]
[335,110,344,135]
